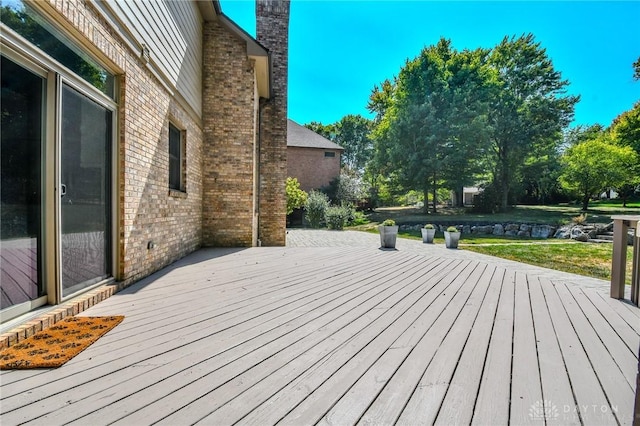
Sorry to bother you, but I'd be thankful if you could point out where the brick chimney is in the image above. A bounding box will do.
[256,0,290,246]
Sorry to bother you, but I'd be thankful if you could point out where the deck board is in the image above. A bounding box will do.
[471,269,515,425]
[1,236,638,426]
[434,267,504,425]
[541,278,619,425]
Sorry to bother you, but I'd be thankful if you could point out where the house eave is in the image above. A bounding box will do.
[197,1,270,98]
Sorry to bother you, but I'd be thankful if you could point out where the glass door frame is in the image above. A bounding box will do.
[55,75,118,302]
[0,47,52,322]
[1,26,119,321]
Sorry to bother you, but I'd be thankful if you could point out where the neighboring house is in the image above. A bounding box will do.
[287,119,344,192]
[451,187,483,206]
[0,0,289,323]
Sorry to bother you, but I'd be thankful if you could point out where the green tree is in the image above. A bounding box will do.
[488,34,579,210]
[633,56,640,81]
[560,137,638,210]
[304,121,335,140]
[610,101,640,157]
[370,38,494,213]
[285,177,307,215]
[334,115,373,172]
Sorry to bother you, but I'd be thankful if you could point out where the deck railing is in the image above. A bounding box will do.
[610,215,640,305]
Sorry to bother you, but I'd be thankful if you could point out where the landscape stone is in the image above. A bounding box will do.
[493,224,505,236]
[517,230,530,237]
[532,224,555,239]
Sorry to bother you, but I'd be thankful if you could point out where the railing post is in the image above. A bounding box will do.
[632,221,639,305]
[611,217,628,299]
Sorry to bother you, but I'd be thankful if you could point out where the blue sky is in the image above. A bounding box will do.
[220,1,640,128]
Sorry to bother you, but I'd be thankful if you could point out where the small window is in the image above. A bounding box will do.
[324,151,335,158]
[169,123,185,191]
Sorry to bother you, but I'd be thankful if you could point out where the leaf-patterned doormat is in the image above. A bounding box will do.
[0,316,124,369]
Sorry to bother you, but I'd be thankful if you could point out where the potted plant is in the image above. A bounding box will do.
[421,224,436,244]
[444,226,460,249]
[378,219,398,248]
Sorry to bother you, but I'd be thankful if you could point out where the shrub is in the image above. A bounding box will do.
[350,210,369,226]
[381,219,396,226]
[304,190,329,228]
[286,177,307,215]
[446,226,459,232]
[472,184,501,213]
[325,205,350,230]
[424,224,435,229]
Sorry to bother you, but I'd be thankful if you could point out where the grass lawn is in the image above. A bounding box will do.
[463,241,634,285]
[356,203,638,284]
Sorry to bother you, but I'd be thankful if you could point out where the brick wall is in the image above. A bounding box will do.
[201,20,258,247]
[287,147,342,192]
[41,0,203,285]
[257,0,289,246]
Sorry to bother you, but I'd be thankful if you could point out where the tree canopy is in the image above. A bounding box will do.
[368,38,494,212]
[560,136,638,210]
[487,34,579,210]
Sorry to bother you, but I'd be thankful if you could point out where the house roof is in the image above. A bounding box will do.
[287,120,344,150]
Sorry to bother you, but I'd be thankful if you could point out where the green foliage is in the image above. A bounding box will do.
[285,177,307,215]
[560,136,638,210]
[446,226,459,232]
[633,56,640,81]
[350,210,370,226]
[424,224,435,229]
[304,121,335,140]
[471,184,502,213]
[322,173,367,206]
[304,190,329,228]
[381,219,396,226]
[325,205,350,230]
[488,34,579,210]
[369,38,494,214]
[334,115,374,172]
[610,101,640,157]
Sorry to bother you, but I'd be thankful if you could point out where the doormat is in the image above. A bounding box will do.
[0,316,124,369]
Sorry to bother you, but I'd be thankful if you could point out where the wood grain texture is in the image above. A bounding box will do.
[0,245,637,426]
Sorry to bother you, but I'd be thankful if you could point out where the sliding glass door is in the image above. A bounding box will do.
[60,83,112,297]
[0,56,45,310]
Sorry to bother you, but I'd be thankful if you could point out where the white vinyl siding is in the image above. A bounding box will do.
[98,0,203,117]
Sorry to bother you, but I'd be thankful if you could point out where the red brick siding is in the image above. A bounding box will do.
[287,147,342,192]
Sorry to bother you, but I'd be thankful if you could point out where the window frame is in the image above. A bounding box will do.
[168,122,185,193]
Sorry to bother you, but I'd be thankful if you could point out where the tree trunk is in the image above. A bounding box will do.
[456,187,464,207]
[423,187,430,214]
[582,193,590,211]
[432,172,437,214]
[501,180,509,211]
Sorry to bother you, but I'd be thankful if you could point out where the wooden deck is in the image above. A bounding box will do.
[1,237,638,425]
